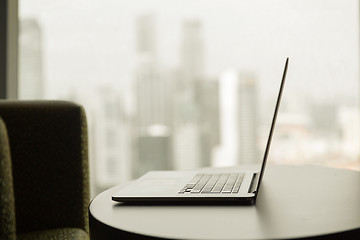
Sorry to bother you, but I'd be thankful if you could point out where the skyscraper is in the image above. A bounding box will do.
[173,19,206,169]
[134,15,173,177]
[217,70,258,165]
[135,15,171,129]
[218,69,239,166]
[66,87,132,196]
[196,79,221,166]
[180,20,204,87]
[238,73,259,164]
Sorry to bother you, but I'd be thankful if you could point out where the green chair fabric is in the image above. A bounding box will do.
[0,100,89,240]
[0,117,16,240]
[17,228,89,240]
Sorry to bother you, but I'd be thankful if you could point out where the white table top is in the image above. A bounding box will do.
[89,164,360,239]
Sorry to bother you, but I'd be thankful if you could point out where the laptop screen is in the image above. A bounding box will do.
[255,58,289,196]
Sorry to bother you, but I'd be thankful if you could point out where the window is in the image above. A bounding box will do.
[19,0,359,196]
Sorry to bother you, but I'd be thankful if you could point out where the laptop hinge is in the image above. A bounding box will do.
[248,173,260,193]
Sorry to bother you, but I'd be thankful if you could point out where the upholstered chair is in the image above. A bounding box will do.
[0,117,16,240]
[0,101,89,240]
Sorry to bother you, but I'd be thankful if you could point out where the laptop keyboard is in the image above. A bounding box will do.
[178,173,245,194]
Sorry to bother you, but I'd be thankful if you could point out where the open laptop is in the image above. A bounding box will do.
[112,58,289,205]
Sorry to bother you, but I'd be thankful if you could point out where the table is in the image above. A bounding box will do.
[89,164,360,239]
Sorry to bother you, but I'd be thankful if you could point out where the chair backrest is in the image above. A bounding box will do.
[0,101,89,234]
[0,117,16,240]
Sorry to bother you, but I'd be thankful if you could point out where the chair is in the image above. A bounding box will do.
[0,117,16,240]
[0,100,89,240]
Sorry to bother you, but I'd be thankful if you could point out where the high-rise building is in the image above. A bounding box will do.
[134,15,173,177]
[135,15,172,128]
[196,79,221,166]
[66,87,132,196]
[136,132,172,178]
[238,73,259,164]
[217,69,239,166]
[311,102,338,135]
[173,123,201,170]
[173,19,206,169]
[217,70,258,165]
[19,18,43,99]
[338,106,360,158]
[136,69,172,129]
[180,20,204,87]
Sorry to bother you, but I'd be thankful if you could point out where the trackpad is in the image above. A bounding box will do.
[135,179,179,194]
[116,178,182,196]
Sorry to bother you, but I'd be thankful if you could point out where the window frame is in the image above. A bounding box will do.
[0,0,18,99]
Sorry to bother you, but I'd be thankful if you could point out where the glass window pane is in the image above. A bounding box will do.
[19,0,360,196]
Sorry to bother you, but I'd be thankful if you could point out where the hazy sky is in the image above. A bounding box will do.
[20,0,359,107]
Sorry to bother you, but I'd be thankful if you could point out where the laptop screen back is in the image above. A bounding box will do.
[255,58,289,196]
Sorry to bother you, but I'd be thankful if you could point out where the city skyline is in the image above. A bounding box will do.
[18,1,360,194]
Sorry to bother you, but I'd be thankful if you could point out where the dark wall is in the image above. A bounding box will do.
[0,0,7,98]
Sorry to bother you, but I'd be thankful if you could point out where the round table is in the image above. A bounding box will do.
[89,164,360,239]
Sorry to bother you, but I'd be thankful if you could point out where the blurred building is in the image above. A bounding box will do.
[338,106,360,159]
[173,19,211,169]
[238,73,259,164]
[173,123,201,170]
[217,70,259,165]
[134,15,173,177]
[311,102,338,136]
[137,127,172,177]
[196,79,221,166]
[67,87,132,196]
[217,69,239,166]
[180,20,204,86]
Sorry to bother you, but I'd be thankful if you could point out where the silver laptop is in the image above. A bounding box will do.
[112,58,289,205]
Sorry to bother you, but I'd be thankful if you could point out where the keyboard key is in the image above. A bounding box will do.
[222,174,239,192]
[211,174,230,193]
[202,174,220,192]
[191,175,211,193]
[232,174,245,193]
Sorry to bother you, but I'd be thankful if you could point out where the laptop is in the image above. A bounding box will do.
[112,58,289,205]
